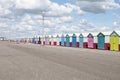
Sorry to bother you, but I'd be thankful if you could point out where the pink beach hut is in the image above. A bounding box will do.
[87,33,94,48]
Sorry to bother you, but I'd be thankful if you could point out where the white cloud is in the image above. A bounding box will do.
[15,0,51,10]
[0,23,8,28]
[113,14,120,28]
[46,3,72,17]
[0,0,119,38]
[113,21,120,26]
[76,0,120,13]
[78,19,111,32]
[0,5,11,16]
[57,16,73,23]
[65,3,85,15]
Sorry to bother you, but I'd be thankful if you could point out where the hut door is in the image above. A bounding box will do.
[66,37,70,47]
[72,37,76,47]
[88,37,93,48]
[61,37,64,46]
[110,36,119,51]
[79,38,83,48]
[98,36,104,49]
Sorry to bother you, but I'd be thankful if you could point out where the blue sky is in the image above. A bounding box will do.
[0,0,120,39]
[51,0,120,27]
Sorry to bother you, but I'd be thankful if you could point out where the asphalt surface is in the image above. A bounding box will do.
[0,42,120,80]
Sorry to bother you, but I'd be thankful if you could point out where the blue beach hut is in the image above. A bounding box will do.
[35,37,39,44]
[79,33,84,48]
[97,32,105,49]
[32,37,36,43]
[66,34,70,47]
[61,34,64,46]
[72,34,76,47]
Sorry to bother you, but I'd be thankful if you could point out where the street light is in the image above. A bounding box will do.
[41,11,45,45]
[40,10,48,45]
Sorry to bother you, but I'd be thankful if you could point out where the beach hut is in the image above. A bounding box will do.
[100,32,111,50]
[72,34,76,47]
[97,32,105,49]
[79,33,84,48]
[66,34,70,47]
[110,31,119,51]
[41,37,44,45]
[47,36,50,45]
[35,37,39,44]
[28,38,32,43]
[45,36,47,45]
[38,37,41,44]
[53,35,56,46]
[61,34,64,46]
[87,33,94,48]
[56,35,60,46]
[49,36,51,45]
[32,37,35,43]
[45,36,49,45]
[51,36,54,45]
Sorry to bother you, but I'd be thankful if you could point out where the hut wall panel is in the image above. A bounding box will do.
[52,37,54,45]
[83,42,88,48]
[56,38,60,46]
[105,36,110,43]
[119,37,120,44]
[70,37,72,42]
[49,42,51,45]
[105,43,110,50]
[84,37,87,42]
[94,36,98,43]
[47,38,50,45]
[64,42,66,46]
[38,41,41,44]
[93,43,97,49]
[43,41,45,45]
[60,42,61,46]
[76,42,79,47]
[77,37,79,42]
[53,38,57,45]
[54,42,57,45]
[70,42,72,47]
[119,44,120,51]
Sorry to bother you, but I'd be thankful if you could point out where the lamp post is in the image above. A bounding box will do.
[40,10,48,45]
[41,11,45,45]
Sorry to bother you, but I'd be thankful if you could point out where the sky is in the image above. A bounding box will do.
[0,0,120,39]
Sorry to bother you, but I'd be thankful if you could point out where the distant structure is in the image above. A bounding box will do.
[0,37,5,41]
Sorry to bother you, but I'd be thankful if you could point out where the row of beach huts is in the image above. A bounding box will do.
[17,31,120,51]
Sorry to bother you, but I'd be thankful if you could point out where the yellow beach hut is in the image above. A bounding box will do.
[110,31,119,51]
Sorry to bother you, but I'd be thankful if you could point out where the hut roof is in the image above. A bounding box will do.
[87,33,93,37]
[56,35,59,38]
[79,33,83,37]
[72,34,76,37]
[66,34,70,37]
[110,31,120,36]
[97,32,105,37]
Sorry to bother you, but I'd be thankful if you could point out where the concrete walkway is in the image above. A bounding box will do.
[0,42,120,80]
